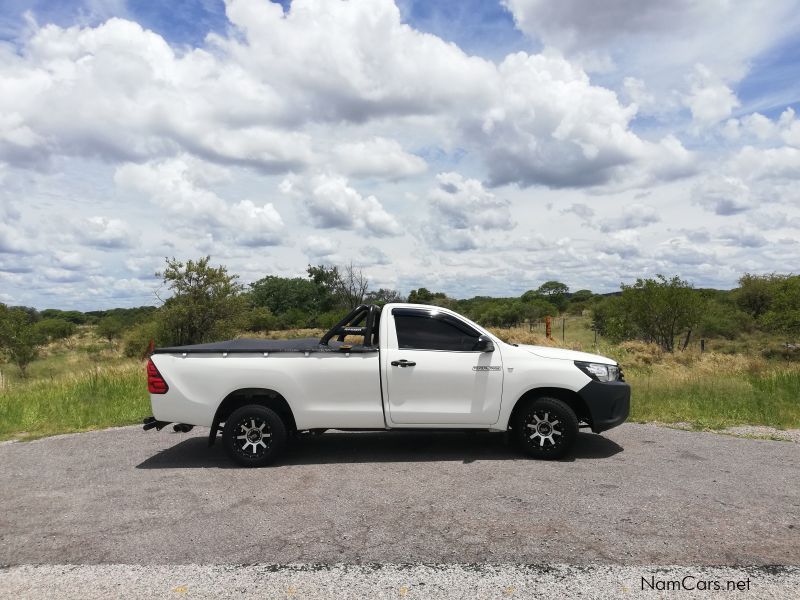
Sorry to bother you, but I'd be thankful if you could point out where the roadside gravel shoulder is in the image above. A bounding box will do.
[2,564,798,600]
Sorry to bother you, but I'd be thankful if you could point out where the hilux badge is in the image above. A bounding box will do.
[473,366,501,371]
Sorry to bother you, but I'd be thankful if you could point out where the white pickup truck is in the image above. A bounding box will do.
[144,303,629,466]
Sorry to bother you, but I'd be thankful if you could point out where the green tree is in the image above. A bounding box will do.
[156,256,247,346]
[39,309,88,324]
[408,288,449,305]
[481,301,526,327]
[0,305,41,376]
[245,307,278,333]
[96,316,125,344]
[565,289,594,316]
[521,281,570,312]
[32,318,76,342]
[306,264,339,290]
[734,273,780,319]
[408,288,434,303]
[618,275,703,352]
[761,275,800,337]
[696,294,750,340]
[250,276,326,317]
[570,289,593,303]
[518,297,557,321]
[122,320,160,358]
[590,296,635,341]
[365,288,405,305]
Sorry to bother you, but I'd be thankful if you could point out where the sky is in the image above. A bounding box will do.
[1,0,799,310]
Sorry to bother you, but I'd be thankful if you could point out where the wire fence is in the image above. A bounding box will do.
[523,318,723,352]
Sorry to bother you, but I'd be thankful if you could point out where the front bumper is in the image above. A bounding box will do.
[577,380,631,433]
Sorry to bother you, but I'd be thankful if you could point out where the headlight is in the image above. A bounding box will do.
[575,361,621,382]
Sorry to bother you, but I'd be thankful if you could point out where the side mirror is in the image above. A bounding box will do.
[474,334,494,352]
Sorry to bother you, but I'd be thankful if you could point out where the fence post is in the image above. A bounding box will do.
[545,316,552,339]
[562,318,565,343]
[700,339,705,353]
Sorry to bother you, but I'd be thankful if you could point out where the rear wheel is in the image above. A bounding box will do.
[510,397,578,460]
[222,405,287,467]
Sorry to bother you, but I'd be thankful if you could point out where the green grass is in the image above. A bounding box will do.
[0,362,149,441]
[627,368,800,430]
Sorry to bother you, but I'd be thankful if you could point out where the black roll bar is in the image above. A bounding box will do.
[319,304,381,348]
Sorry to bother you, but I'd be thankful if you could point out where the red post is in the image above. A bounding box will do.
[545,316,552,339]
[141,338,155,361]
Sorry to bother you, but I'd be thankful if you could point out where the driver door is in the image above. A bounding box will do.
[385,308,503,425]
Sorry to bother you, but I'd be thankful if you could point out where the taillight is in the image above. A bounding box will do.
[147,358,169,394]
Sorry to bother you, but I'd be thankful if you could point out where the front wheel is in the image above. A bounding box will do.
[510,397,578,460]
[222,405,287,467]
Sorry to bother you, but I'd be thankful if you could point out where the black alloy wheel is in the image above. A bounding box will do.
[222,404,287,467]
[510,397,578,460]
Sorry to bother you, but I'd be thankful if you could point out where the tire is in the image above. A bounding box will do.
[222,405,288,467]
[510,397,578,460]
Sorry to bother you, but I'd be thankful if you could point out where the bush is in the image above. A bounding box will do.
[245,307,278,333]
[275,307,312,329]
[610,275,703,352]
[32,318,76,342]
[122,321,160,358]
[591,296,635,342]
[96,316,126,343]
[250,276,330,316]
[760,276,800,337]
[697,299,751,340]
[315,311,345,330]
[734,273,779,319]
[0,306,40,376]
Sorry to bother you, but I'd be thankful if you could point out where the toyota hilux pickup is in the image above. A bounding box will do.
[144,303,629,466]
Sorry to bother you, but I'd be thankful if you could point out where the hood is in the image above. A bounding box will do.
[516,344,617,365]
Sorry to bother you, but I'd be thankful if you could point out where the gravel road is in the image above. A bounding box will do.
[2,564,798,599]
[1,423,798,597]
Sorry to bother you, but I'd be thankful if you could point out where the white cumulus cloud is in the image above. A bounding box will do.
[74,216,133,249]
[114,156,285,246]
[281,172,402,237]
[422,172,515,251]
[692,176,754,215]
[330,137,426,179]
[684,64,740,127]
[597,204,660,233]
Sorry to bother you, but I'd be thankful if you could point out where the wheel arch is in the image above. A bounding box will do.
[209,388,297,446]
[507,386,591,430]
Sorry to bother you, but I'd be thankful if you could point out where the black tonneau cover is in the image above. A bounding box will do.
[152,304,382,355]
[152,338,376,354]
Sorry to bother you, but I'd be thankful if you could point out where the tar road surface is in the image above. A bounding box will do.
[1,423,798,598]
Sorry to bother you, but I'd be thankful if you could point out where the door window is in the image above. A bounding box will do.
[393,309,480,351]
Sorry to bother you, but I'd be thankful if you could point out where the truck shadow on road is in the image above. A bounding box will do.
[136,430,623,469]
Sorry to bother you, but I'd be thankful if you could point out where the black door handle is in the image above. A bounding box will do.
[391,359,416,367]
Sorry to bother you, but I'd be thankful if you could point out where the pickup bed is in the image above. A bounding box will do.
[145,303,630,466]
